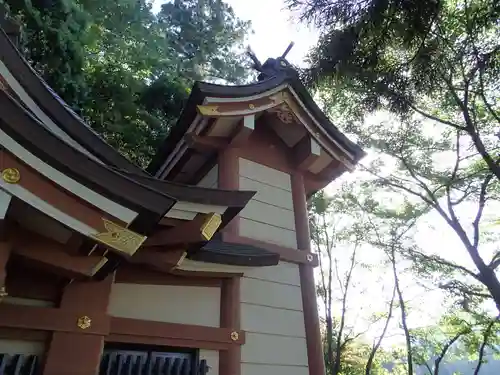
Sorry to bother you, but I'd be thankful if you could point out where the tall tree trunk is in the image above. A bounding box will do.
[473,317,499,375]
[365,285,396,375]
[390,248,413,375]
[433,331,467,375]
[477,266,500,313]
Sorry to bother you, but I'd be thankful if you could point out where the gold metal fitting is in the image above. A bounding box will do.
[248,103,255,109]
[306,254,314,262]
[77,315,92,330]
[201,213,222,241]
[230,331,239,341]
[1,168,21,184]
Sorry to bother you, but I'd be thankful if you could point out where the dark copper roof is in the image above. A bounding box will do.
[189,237,280,267]
[115,170,255,227]
[148,72,366,174]
[0,88,176,235]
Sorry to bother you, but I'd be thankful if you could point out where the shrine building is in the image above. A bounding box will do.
[0,14,364,375]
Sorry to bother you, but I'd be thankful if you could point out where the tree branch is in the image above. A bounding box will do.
[360,164,436,207]
[434,329,469,375]
[408,248,481,282]
[472,173,493,249]
[467,127,500,181]
[406,100,466,130]
[473,316,499,375]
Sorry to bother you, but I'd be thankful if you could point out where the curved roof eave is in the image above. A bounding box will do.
[118,170,256,228]
[119,171,255,208]
[147,74,365,174]
[0,88,176,232]
[0,27,146,175]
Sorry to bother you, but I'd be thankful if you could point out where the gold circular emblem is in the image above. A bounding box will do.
[77,316,92,330]
[1,168,21,184]
[248,103,255,109]
[230,331,239,341]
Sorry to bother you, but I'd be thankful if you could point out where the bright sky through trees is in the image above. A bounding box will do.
[152,0,318,67]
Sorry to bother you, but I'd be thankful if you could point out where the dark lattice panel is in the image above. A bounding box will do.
[0,354,39,375]
[100,351,209,375]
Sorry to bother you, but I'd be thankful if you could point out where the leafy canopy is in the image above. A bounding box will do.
[3,0,251,166]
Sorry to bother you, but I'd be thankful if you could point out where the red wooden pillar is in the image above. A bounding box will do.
[291,172,326,375]
[220,277,241,375]
[218,146,241,375]
[43,275,113,375]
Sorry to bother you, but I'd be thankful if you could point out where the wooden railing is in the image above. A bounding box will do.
[0,354,39,375]
[0,351,209,375]
[100,350,210,375]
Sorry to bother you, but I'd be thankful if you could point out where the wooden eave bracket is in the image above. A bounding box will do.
[183,113,254,157]
[228,114,255,147]
[131,248,187,273]
[293,135,321,171]
[144,213,222,248]
[221,232,319,267]
[184,133,227,152]
[11,234,108,279]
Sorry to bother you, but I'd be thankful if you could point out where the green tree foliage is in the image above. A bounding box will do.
[310,181,500,374]
[288,0,499,176]
[310,191,397,375]
[411,312,500,374]
[3,0,251,166]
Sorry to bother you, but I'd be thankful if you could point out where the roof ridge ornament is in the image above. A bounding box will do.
[246,42,298,81]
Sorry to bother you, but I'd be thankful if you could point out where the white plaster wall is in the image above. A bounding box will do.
[0,299,48,355]
[241,261,308,375]
[200,349,219,375]
[197,165,218,188]
[238,159,297,248]
[3,296,55,308]
[0,340,45,355]
[108,284,220,327]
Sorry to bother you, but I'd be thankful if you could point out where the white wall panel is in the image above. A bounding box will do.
[241,304,306,338]
[239,159,291,191]
[239,218,297,249]
[0,340,45,355]
[244,262,301,286]
[241,277,303,311]
[241,333,308,366]
[240,262,308,375]
[239,200,295,231]
[197,165,218,188]
[238,158,297,248]
[108,284,220,327]
[200,350,219,375]
[239,177,293,210]
[242,363,309,375]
